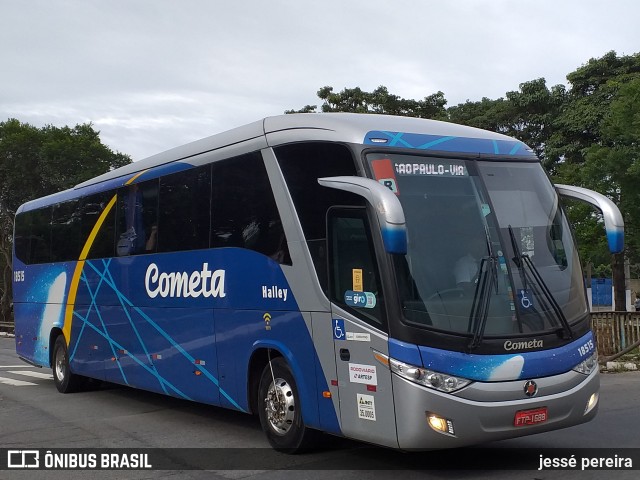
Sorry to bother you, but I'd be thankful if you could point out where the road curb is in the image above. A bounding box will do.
[602,361,639,372]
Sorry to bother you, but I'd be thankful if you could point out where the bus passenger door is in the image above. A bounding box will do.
[327,207,398,449]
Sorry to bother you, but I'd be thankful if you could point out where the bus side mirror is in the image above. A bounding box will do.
[318,176,407,255]
[555,184,624,254]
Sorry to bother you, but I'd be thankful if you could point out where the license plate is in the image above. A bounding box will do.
[514,407,548,426]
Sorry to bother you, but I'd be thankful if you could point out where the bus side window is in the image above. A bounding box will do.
[14,210,35,264]
[327,207,386,329]
[51,199,81,262]
[81,191,116,260]
[29,207,53,264]
[116,180,159,256]
[157,165,211,253]
[274,142,362,291]
[211,152,291,264]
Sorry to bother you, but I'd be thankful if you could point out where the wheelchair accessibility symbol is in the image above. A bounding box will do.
[333,319,346,340]
[518,289,533,309]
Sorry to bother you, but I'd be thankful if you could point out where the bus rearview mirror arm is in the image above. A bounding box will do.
[318,176,408,255]
[555,184,624,254]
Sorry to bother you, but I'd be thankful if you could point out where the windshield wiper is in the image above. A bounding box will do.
[507,225,573,340]
[508,225,527,289]
[467,256,496,351]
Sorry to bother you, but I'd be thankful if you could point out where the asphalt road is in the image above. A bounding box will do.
[1,335,639,480]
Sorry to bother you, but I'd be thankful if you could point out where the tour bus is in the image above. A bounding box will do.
[12,113,623,451]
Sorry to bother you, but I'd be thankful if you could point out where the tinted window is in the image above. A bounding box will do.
[211,152,290,264]
[328,208,385,327]
[29,207,52,264]
[158,165,211,253]
[116,180,159,256]
[274,142,362,289]
[81,191,117,260]
[51,199,82,262]
[14,211,34,264]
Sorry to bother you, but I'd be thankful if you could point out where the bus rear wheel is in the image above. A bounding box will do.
[52,335,86,393]
[257,357,315,452]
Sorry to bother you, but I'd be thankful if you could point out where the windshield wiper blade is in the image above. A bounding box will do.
[508,225,527,289]
[467,256,495,351]
[521,255,573,339]
[507,225,573,340]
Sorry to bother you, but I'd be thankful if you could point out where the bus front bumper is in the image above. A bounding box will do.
[393,368,599,450]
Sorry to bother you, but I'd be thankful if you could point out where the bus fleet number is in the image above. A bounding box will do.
[14,270,25,282]
[577,339,594,357]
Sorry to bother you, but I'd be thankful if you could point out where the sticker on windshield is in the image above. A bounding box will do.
[481,203,491,217]
[379,178,398,193]
[352,268,363,292]
[518,289,534,309]
[371,159,400,195]
[498,252,508,273]
[344,290,377,309]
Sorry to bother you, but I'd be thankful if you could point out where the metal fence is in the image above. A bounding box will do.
[591,312,640,357]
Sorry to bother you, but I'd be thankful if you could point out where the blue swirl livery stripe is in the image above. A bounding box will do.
[389,331,596,382]
[364,131,536,158]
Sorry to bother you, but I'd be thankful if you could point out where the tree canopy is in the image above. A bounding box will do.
[0,120,131,322]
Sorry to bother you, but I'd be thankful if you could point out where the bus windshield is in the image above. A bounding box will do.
[367,153,588,338]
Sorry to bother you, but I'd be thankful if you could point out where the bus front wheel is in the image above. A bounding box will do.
[52,335,85,393]
[257,357,315,452]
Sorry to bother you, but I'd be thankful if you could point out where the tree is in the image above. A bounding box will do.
[0,119,131,323]
[549,52,640,310]
[448,79,566,163]
[447,96,508,132]
[547,51,640,172]
[580,79,640,309]
[286,85,448,120]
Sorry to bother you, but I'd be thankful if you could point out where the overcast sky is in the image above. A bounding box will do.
[1,0,639,161]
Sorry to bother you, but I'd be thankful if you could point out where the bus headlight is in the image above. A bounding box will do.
[584,392,599,415]
[374,351,471,393]
[572,351,599,375]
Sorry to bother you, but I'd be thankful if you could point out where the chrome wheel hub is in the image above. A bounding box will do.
[264,377,295,435]
[55,348,66,382]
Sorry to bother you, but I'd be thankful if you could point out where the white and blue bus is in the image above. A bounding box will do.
[12,114,623,451]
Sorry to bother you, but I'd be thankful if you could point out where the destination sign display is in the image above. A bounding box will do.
[393,160,467,177]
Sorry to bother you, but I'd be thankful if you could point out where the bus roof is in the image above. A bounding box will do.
[19,113,536,212]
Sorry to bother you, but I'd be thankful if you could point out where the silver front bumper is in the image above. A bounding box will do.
[394,368,599,450]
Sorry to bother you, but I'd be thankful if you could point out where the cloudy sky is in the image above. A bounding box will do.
[1,0,639,161]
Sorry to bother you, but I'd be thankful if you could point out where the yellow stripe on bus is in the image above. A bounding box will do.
[125,170,147,185]
[62,168,150,345]
[62,194,117,345]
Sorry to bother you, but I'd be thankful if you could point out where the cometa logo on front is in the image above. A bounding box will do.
[504,339,543,351]
[145,263,226,298]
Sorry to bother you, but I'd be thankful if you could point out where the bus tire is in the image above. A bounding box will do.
[52,335,85,393]
[257,357,315,452]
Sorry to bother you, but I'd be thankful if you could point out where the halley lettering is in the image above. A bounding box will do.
[261,285,288,301]
[145,263,226,299]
